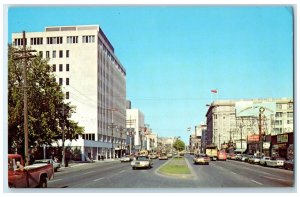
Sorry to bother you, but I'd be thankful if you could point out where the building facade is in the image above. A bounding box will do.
[205,98,293,152]
[12,25,126,161]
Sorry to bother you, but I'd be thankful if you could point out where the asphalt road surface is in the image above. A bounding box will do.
[47,155,294,190]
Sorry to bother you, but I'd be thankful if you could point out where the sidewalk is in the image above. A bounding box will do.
[60,158,120,169]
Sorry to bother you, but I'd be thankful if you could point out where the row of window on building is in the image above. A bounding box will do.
[14,35,95,46]
[52,64,70,72]
[41,50,70,59]
[57,78,70,86]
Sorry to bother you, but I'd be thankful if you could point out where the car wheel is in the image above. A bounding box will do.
[132,167,136,170]
[38,176,47,188]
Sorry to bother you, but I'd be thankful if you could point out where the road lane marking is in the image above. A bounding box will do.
[261,175,292,183]
[251,179,263,185]
[48,179,62,183]
[119,170,125,173]
[83,171,95,175]
[93,177,104,182]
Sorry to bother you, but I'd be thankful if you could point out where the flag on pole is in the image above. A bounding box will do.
[211,89,218,93]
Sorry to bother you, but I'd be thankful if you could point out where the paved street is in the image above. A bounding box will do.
[47,155,294,189]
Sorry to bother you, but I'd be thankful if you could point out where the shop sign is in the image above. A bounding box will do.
[263,142,270,149]
[277,134,288,143]
[247,134,259,142]
[278,143,287,149]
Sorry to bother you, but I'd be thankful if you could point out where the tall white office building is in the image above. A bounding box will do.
[12,25,126,161]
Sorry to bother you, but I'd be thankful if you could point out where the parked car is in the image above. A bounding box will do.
[229,154,236,160]
[131,156,153,170]
[265,157,285,167]
[259,156,271,166]
[249,156,261,164]
[8,154,54,188]
[284,159,294,170]
[120,155,132,162]
[247,155,254,163]
[235,154,242,161]
[241,154,249,162]
[193,154,210,165]
[34,159,61,172]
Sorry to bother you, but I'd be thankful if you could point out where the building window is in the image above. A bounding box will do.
[59,50,63,58]
[276,104,282,109]
[66,50,69,58]
[66,64,70,71]
[39,51,43,57]
[30,37,43,45]
[47,36,63,44]
[82,35,95,43]
[287,120,293,124]
[66,92,69,99]
[52,64,56,72]
[46,51,50,58]
[66,78,69,85]
[59,78,63,85]
[275,120,282,126]
[275,112,283,117]
[53,50,56,58]
[288,103,293,109]
[59,64,63,72]
[287,112,293,118]
[67,36,78,43]
[14,38,27,46]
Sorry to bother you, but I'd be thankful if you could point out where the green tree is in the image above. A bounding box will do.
[173,139,185,152]
[8,44,84,154]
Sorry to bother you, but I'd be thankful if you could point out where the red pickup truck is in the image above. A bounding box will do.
[8,154,54,188]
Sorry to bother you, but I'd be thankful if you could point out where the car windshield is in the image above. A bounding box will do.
[136,156,149,161]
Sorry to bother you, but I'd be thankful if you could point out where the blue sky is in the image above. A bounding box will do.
[7,6,294,144]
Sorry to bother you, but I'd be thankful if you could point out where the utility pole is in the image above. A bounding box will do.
[22,31,29,166]
[259,107,265,156]
[126,117,135,155]
[61,104,66,167]
[13,31,36,166]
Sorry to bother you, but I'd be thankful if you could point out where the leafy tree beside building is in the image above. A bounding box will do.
[8,44,84,155]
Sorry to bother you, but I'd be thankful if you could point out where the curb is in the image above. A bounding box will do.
[155,157,196,180]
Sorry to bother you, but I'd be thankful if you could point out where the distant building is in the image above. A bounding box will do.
[205,98,293,151]
[157,137,177,153]
[189,124,206,154]
[126,109,146,153]
[12,25,126,161]
[145,132,158,152]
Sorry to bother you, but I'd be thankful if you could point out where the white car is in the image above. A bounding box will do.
[120,155,132,162]
[265,157,285,167]
[131,156,153,170]
[260,156,271,166]
[34,159,61,172]
[249,156,261,164]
